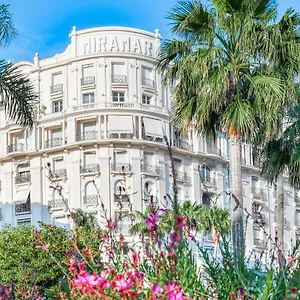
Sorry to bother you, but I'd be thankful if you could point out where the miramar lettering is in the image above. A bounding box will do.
[83,36,153,56]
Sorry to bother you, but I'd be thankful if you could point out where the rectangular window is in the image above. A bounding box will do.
[17,218,31,225]
[17,163,30,182]
[84,152,96,165]
[142,67,152,79]
[82,64,94,78]
[52,72,63,85]
[83,92,95,104]
[83,121,96,132]
[112,62,125,76]
[112,92,125,102]
[53,157,64,170]
[114,150,127,164]
[52,100,63,113]
[142,94,151,105]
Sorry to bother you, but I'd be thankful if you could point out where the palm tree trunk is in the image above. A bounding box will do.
[276,173,285,265]
[230,137,245,261]
[213,227,220,258]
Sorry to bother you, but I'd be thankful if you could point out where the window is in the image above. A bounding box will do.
[53,157,64,170]
[112,92,125,102]
[83,93,95,104]
[51,72,63,93]
[202,192,210,206]
[52,100,63,113]
[115,210,131,233]
[143,181,154,201]
[17,218,31,225]
[16,163,30,184]
[142,94,151,105]
[111,63,126,83]
[201,165,211,182]
[84,152,96,166]
[141,67,154,87]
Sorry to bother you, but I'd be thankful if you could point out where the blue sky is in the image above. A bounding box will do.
[3,0,300,63]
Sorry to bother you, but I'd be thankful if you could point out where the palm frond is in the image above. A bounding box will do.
[0,4,17,47]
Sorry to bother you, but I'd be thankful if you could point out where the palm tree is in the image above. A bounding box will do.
[260,104,300,253]
[157,0,300,260]
[0,4,37,128]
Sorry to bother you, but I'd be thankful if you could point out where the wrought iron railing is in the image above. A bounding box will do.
[173,140,192,151]
[53,169,67,178]
[142,134,164,143]
[108,132,134,139]
[80,164,100,174]
[251,187,263,197]
[111,75,127,84]
[76,131,98,141]
[141,77,155,88]
[174,171,191,182]
[15,173,31,184]
[253,238,266,247]
[200,176,216,186]
[45,138,63,148]
[50,84,63,93]
[81,76,95,86]
[111,164,131,173]
[141,164,160,175]
[114,194,130,203]
[48,198,68,209]
[15,203,31,214]
[83,195,98,205]
[7,143,24,153]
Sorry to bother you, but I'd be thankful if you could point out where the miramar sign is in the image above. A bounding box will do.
[81,35,154,57]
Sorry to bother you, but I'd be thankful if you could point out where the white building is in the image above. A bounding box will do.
[0,26,299,255]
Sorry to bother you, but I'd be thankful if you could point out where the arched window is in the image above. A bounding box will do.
[84,181,98,205]
[114,179,128,202]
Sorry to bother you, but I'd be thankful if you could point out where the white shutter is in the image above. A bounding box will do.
[85,182,95,196]
[52,73,63,85]
[51,128,62,139]
[108,116,133,132]
[143,152,153,164]
[143,118,163,137]
[84,152,96,165]
[83,121,96,132]
[15,134,25,145]
[82,64,94,77]
[53,158,64,170]
[112,63,125,75]
[114,151,127,164]
[142,67,152,79]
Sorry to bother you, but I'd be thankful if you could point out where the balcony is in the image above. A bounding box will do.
[83,195,98,205]
[7,143,24,153]
[114,194,130,203]
[48,198,68,210]
[207,146,221,156]
[50,84,63,94]
[253,238,266,248]
[15,202,31,214]
[174,171,191,183]
[111,163,131,173]
[200,176,217,187]
[108,132,134,139]
[80,164,100,174]
[52,169,67,178]
[15,173,31,184]
[142,134,164,144]
[173,140,192,151]
[45,138,63,148]
[76,131,98,141]
[251,187,264,198]
[141,164,160,176]
[142,77,155,88]
[81,76,95,86]
[111,75,127,84]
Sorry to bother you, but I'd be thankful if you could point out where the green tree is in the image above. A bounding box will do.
[157,0,300,260]
[0,4,37,127]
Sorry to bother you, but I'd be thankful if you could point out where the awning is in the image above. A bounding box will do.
[14,190,30,203]
[76,116,97,122]
[44,121,63,129]
[143,117,163,137]
[108,115,133,132]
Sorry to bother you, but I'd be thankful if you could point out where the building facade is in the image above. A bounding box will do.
[0,26,299,255]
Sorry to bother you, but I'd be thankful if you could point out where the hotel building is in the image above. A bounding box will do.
[0,26,299,255]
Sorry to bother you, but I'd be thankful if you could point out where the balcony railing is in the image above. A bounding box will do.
[207,146,221,156]
[83,195,98,205]
[81,76,95,86]
[15,173,31,184]
[253,238,266,248]
[141,164,160,176]
[76,131,98,141]
[111,164,131,173]
[111,75,127,84]
[173,140,192,151]
[251,187,263,198]
[174,171,190,182]
[142,134,164,143]
[15,202,31,214]
[114,194,130,202]
[48,198,68,210]
[45,138,63,148]
[53,169,67,178]
[142,77,155,88]
[7,143,24,153]
[108,132,134,139]
[50,84,63,93]
[200,176,217,186]
[80,164,100,174]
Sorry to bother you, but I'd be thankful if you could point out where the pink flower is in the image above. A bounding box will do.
[146,212,159,231]
[165,282,185,300]
[36,243,50,250]
[151,284,162,294]
[175,216,186,229]
[112,275,132,292]
[169,232,182,248]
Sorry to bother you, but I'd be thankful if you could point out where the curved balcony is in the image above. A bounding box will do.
[111,75,127,84]
[174,171,191,183]
[111,163,131,173]
[76,131,99,141]
[173,140,192,152]
[7,143,24,153]
[48,198,68,210]
[53,169,67,178]
[141,164,160,176]
[45,138,63,148]
[200,176,216,187]
[142,77,155,88]
[81,76,95,86]
[80,164,100,174]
